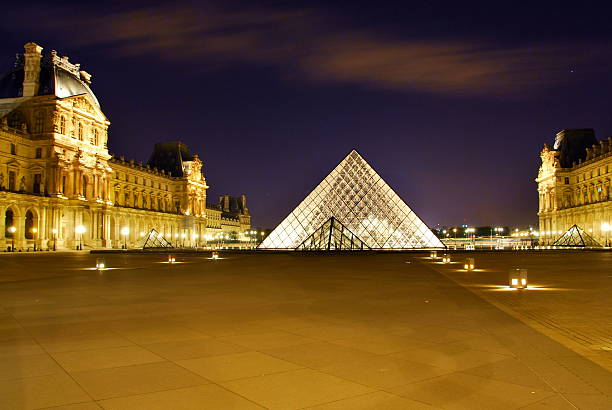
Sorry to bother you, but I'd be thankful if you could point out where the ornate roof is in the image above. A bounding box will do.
[0,49,100,106]
[147,142,195,177]
[553,129,597,168]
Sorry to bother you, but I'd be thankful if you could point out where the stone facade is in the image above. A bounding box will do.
[0,43,250,250]
[536,129,612,245]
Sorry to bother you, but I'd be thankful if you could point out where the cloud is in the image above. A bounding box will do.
[8,4,608,96]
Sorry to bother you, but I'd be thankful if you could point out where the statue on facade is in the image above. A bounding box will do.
[19,176,26,191]
[0,173,4,189]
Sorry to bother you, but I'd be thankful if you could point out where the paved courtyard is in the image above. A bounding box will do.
[0,251,610,409]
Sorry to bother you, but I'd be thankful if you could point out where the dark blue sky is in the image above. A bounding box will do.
[2,1,611,228]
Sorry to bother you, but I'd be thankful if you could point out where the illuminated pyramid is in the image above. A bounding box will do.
[553,224,601,247]
[141,229,174,249]
[259,150,444,250]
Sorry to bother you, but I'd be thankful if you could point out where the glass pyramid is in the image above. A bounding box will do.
[142,229,174,249]
[259,150,444,250]
[297,216,370,250]
[553,224,601,247]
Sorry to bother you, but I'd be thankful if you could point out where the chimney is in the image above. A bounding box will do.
[22,42,43,97]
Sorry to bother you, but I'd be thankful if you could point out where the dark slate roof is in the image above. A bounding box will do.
[553,129,598,168]
[0,52,100,106]
[147,142,194,177]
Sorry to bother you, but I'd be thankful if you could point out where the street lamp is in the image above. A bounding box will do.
[75,225,85,250]
[120,226,129,249]
[602,222,611,247]
[51,228,57,251]
[31,227,37,251]
[8,226,16,251]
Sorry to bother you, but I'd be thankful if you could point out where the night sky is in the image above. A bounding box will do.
[2,1,611,229]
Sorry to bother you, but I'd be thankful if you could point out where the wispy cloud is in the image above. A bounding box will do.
[8,4,608,96]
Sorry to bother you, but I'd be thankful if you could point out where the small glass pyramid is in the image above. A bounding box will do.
[553,224,601,247]
[142,229,174,249]
[297,216,370,250]
[259,150,444,250]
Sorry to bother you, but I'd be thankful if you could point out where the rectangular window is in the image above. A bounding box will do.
[10,144,16,155]
[33,174,41,194]
[8,171,15,191]
[565,177,570,184]
[35,147,42,158]
[62,175,66,194]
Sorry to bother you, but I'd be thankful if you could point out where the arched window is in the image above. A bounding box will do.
[78,122,83,141]
[25,211,34,239]
[59,116,66,134]
[4,209,14,238]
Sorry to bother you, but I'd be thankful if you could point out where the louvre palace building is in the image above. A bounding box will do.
[537,128,611,246]
[0,42,250,251]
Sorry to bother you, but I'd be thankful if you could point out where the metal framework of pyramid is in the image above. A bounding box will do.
[553,224,601,247]
[142,229,174,249]
[297,216,370,250]
[259,150,444,250]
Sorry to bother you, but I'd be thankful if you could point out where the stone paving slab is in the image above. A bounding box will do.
[424,251,612,373]
[0,252,609,409]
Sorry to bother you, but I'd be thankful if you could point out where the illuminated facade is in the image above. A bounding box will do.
[536,129,611,246]
[0,42,250,250]
[259,150,443,250]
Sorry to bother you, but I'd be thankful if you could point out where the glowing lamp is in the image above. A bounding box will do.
[168,254,176,263]
[96,258,105,270]
[509,268,528,289]
[212,251,219,260]
[430,250,437,259]
[8,226,16,234]
[464,257,475,271]
[442,254,451,264]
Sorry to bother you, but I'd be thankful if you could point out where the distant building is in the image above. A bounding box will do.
[536,129,611,245]
[0,42,250,250]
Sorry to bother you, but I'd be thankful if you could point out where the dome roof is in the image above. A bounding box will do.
[0,51,100,107]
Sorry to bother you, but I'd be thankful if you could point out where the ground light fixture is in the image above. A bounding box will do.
[429,250,437,259]
[509,268,528,289]
[442,254,451,264]
[96,258,105,270]
[464,257,475,271]
[168,254,176,263]
[211,251,219,260]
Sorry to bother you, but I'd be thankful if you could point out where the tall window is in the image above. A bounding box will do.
[10,144,16,155]
[92,129,98,146]
[59,116,66,134]
[33,174,41,194]
[34,111,44,133]
[78,122,83,141]
[35,148,42,159]
[82,176,88,198]
[8,171,15,191]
